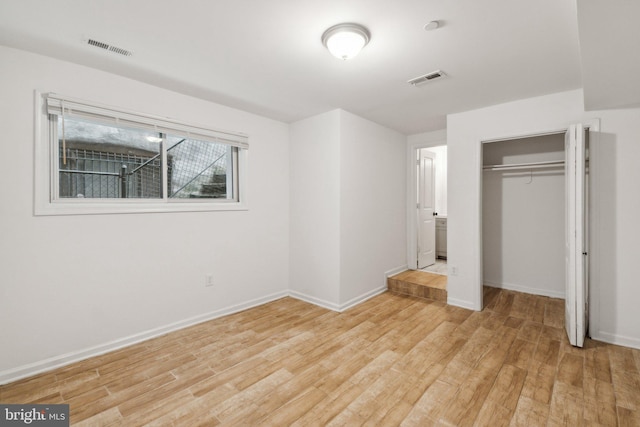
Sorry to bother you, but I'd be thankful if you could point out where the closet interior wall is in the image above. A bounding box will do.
[482,133,566,298]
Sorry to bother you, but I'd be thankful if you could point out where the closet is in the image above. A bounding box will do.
[482,133,566,297]
[482,126,589,347]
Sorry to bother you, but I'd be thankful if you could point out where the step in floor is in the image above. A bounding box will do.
[387,270,447,302]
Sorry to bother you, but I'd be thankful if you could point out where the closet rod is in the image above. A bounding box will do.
[483,160,565,172]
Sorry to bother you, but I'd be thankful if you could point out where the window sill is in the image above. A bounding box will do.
[34,199,248,216]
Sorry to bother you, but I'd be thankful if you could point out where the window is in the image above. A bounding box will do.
[35,93,248,215]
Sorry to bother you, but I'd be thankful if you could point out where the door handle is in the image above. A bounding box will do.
[433,212,438,216]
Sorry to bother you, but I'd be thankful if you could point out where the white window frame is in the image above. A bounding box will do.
[34,91,248,215]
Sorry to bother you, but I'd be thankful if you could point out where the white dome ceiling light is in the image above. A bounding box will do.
[321,23,370,60]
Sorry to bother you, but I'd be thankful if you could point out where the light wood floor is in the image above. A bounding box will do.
[388,270,447,302]
[1,289,639,426]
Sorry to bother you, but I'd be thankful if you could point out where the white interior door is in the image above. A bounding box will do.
[565,124,587,347]
[418,149,436,269]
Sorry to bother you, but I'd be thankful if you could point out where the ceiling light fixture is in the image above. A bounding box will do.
[322,23,370,60]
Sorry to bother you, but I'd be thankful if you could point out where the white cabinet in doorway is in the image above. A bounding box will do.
[436,217,447,259]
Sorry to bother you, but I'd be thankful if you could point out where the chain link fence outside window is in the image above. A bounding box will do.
[58,117,232,200]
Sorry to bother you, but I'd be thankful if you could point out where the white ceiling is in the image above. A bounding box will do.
[0,0,611,135]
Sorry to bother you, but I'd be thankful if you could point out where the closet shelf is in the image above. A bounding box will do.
[483,160,564,172]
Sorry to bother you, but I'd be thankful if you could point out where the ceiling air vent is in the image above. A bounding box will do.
[86,38,133,57]
[407,70,446,86]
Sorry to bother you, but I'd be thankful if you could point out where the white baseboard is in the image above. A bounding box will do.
[590,330,640,350]
[1,283,393,385]
[338,286,388,312]
[329,265,408,312]
[484,280,565,299]
[2,266,485,385]
[385,265,409,278]
[289,269,400,313]
[0,290,289,385]
[287,291,341,312]
[290,287,389,313]
[447,296,477,311]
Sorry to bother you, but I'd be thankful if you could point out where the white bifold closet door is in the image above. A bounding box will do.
[565,124,588,347]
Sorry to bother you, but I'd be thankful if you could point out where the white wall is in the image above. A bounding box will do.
[0,46,291,381]
[290,110,407,309]
[407,129,447,147]
[482,134,565,298]
[339,110,407,305]
[447,88,640,349]
[289,111,341,306]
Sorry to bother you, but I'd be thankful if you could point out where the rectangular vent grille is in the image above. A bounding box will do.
[86,38,133,57]
[408,70,446,86]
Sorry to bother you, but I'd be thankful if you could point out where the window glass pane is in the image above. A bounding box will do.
[57,117,162,199]
[166,136,235,199]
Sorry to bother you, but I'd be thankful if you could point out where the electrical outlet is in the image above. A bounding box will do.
[450,266,458,276]
[205,274,214,287]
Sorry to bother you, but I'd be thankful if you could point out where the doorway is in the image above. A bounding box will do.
[415,145,448,275]
[480,125,590,347]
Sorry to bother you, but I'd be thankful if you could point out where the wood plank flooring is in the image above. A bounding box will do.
[1,288,639,426]
[387,270,447,302]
